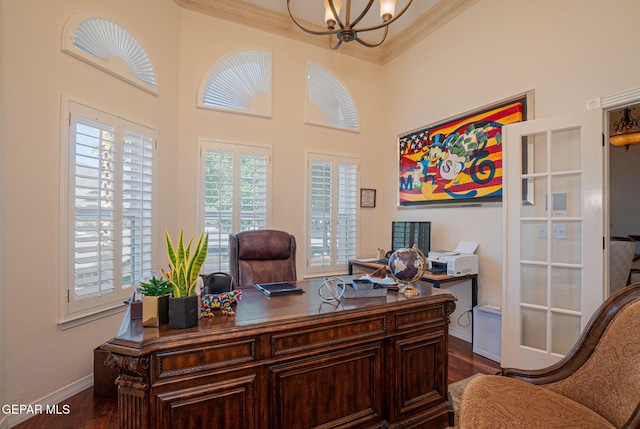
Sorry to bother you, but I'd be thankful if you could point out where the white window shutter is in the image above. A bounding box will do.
[201,141,271,272]
[307,153,359,274]
[66,101,156,317]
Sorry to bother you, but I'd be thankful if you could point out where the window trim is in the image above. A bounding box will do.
[305,152,360,276]
[59,95,158,325]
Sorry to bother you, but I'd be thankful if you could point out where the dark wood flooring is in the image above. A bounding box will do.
[13,336,500,429]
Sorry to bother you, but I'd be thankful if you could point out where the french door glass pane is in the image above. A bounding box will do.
[521,307,546,350]
[551,221,581,265]
[522,132,547,175]
[520,264,547,306]
[550,128,581,172]
[551,174,581,217]
[551,267,581,312]
[551,313,581,355]
[521,221,547,262]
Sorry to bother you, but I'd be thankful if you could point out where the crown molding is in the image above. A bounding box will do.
[174,0,479,65]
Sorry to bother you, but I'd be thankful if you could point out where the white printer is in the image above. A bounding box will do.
[427,241,478,277]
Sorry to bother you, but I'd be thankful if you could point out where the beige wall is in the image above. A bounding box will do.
[0,0,6,416]
[2,0,181,410]
[1,0,385,411]
[174,9,386,265]
[382,0,640,313]
[3,0,640,416]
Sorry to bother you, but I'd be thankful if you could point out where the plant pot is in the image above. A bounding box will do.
[168,295,199,329]
[142,295,169,327]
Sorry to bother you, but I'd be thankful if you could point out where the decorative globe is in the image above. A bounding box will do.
[388,245,426,296]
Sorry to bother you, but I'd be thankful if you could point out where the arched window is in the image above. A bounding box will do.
[62,13,158,95]
[306,61,359,132]
[198,49,272,118]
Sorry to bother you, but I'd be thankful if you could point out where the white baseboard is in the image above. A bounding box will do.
[5,374,93,428]
[450,326,472,343]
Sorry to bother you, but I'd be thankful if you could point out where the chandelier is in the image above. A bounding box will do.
[610,107,640,148]
[287,0,413,50]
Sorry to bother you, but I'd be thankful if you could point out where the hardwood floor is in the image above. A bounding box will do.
[12,336,500,429]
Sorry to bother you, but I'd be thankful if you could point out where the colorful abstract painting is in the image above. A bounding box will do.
[398,95,528,206]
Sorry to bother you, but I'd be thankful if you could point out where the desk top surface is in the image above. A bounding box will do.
[105,276,455,355]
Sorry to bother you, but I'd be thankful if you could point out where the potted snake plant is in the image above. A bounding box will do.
[138,275,172,327]
[163,229,209,329]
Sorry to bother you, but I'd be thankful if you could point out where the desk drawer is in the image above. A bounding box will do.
[155,338,256,379]
[395,305,448,331]
[271,316,387,356]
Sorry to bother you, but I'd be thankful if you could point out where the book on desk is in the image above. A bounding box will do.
[254,282,304,296]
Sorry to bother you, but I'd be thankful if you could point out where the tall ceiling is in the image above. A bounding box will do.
[173,0,479,65]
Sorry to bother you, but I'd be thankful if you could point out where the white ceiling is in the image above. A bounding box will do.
[173,0,479,64]
[244,0,440,42]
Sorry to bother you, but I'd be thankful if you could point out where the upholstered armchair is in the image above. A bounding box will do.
[229,229,297,288]
[460,283,640,429]
[610,236,636,294]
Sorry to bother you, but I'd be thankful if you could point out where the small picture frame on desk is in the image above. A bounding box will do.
[360,188,376,208]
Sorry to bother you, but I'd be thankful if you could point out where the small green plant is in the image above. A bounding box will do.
[137,276,172,297]
[163,229,209,298]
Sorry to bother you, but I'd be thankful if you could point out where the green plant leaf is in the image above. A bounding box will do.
[166,230,177,267]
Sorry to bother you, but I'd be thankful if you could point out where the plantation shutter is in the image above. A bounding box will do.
[309,159,333,269]
[68,101,156,316]
[336,162,358,264]
[201,141,270,272]
[73,114,117,303]
[121,124,155,288]
[307,154,359,274]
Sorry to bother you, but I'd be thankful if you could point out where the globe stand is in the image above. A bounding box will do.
[399,284,420,297]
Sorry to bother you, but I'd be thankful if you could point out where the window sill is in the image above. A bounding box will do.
[58,304,127,330]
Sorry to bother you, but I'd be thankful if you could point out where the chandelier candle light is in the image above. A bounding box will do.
[287,0,413,49]
[610,106,640,149]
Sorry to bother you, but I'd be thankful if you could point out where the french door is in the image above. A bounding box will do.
[502,110,603,369]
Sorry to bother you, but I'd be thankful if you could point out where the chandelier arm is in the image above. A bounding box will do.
[354,25,389,48]
[329,36,343,50]
[286,0,339,36]
[348,0,376,29]
[348,0,413,34]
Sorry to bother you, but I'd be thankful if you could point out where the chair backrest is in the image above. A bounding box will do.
[229,229,297,287]
[610,236,635,294]
[544,283,640,428]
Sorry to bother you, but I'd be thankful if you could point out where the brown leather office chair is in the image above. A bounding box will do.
[229,229,297,287]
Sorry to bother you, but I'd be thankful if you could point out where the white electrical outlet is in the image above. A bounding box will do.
[538,224,548,238]
[552,224,567,239]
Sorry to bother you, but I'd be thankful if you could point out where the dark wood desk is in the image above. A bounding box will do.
[102,277,457,429]
[348,259,478,308]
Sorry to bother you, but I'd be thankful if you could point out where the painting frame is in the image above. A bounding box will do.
[360,188,376,208]
[397,91,533,207]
